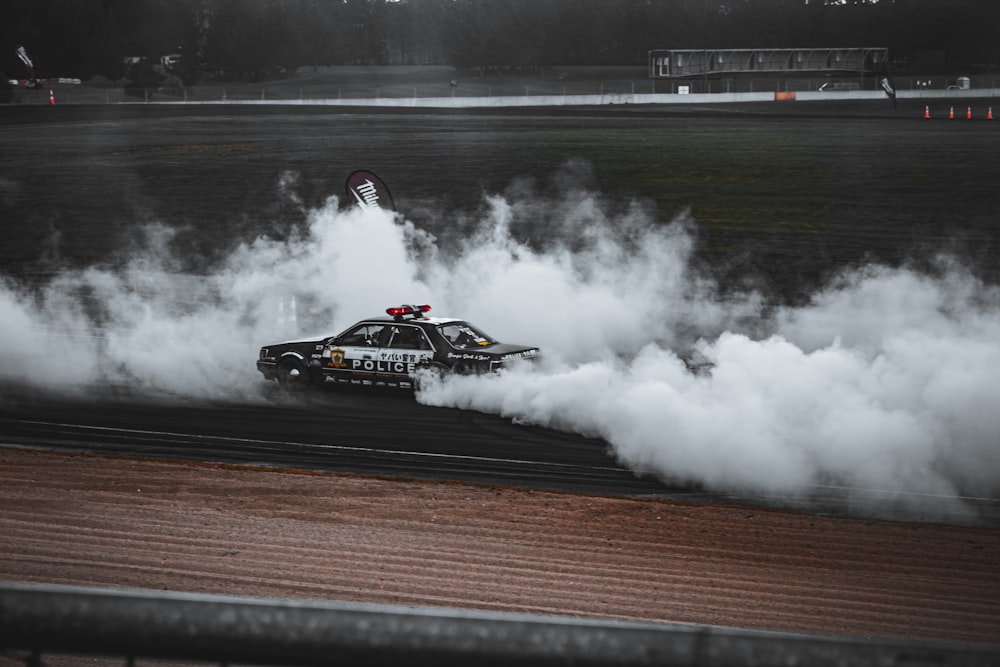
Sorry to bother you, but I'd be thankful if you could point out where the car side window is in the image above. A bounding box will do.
[338,324,386,347]
[387,325,430,350]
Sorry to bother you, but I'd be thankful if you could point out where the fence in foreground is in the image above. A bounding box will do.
[1,582,998,667]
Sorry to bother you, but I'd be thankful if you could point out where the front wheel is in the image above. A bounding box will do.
[276,359,310,390]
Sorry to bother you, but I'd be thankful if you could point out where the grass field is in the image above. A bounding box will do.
[1,97,997,306]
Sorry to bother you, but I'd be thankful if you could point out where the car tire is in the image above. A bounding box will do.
[276,359,310,390]
[413,361,449,392]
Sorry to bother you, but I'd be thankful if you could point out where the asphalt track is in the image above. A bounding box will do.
[2,386,998,527]
[0,387,689,498]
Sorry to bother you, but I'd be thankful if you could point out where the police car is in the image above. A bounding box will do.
[256,304,540,390]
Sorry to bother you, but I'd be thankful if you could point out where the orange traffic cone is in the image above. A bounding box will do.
[989,107,994,120]
[924,105,931,119]
[48,89,55,105]
[949,107,954,119]
[967,106,972,119]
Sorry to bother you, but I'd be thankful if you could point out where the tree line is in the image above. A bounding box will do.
[2,0,998,85]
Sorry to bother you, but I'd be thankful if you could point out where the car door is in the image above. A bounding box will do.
[322,323,388,386]
[376,324,436,388]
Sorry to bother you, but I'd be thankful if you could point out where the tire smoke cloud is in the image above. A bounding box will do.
[1,170,998,517]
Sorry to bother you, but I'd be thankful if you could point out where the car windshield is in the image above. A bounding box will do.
[438,322,497,349]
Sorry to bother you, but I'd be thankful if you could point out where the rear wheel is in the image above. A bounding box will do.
[276,359,310,390]
[413,362,449,392]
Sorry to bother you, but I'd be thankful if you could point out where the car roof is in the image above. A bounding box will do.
[361,315,462,326]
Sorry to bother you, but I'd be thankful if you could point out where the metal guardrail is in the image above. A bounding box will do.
[1,583,999,667]
[18,74,1000,106]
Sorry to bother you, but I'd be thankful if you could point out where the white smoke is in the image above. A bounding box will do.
[0,201,427,401]
[1,170,998,514]
[415,195,1000,508]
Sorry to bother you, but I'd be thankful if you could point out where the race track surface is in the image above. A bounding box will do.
[0,388,668,494]
[1,388,997,527]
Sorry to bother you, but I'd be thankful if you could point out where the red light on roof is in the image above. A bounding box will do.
[387,304,432,318]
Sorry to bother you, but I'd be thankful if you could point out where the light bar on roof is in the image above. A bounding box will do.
[386,304,432,318]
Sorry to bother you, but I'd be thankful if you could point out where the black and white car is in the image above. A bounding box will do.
[257,304,539,390]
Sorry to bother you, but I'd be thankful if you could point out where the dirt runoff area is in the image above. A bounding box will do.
[1,447,998,646]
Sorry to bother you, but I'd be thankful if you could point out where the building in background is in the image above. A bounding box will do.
[649,47,889,79]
